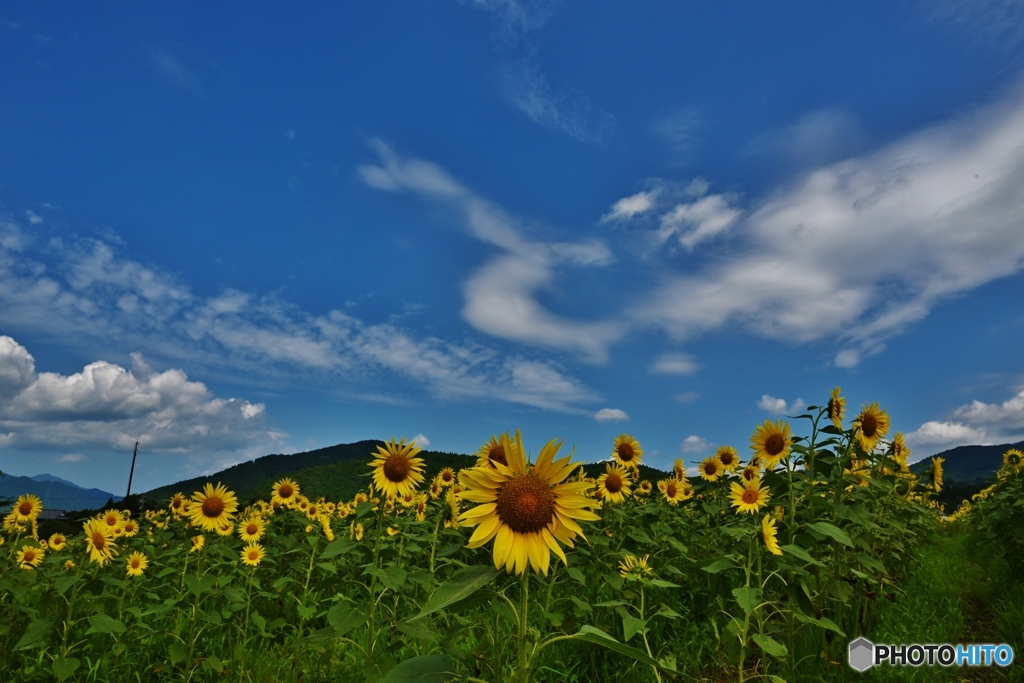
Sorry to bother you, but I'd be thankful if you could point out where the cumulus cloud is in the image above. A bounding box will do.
[0,214,600,415]
[758,395,806,415]
[907,389,1024,456]
[594,408,629,422]
[650,353,699,376]
[411,433,430,448]
[680,435,708,453]
[0,336,272,454]
[359,140,623,363]
[601,190,659,222]
[636,86,1024,365]
[58,453,86,463]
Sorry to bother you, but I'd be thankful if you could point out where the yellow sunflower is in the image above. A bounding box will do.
[618,554,653,580]
[189,482,239,532]
[443,491,460,529]
[611,434,643,469]
[438,467,457,487]
[715,446,740,472]
[740,464,761,483]
[190,535,206,553]
[729,479,772,515]
[1002,448,1023,472]
[64,560,75,570]
[659,478,689,505]
[458,430,599,576]
[48,533,67,551]
[596,463,633,504]
[673,458,685,480]
[853,403,890,453]
[350,522,364,541]
[271,478,300,507]
[99,508,125,533]
[121,520,139,537]
[369,438,425,500]
[126,551,148,577]
[12,494,43,523]
[750,420,792,469]
[475,433,513,468]
[698,456,723,481]
[890,432,911,468]
[238,517,266,542]
[931,457,944,493]
[826,386,845,430]
[429,477,443,499]
[415,495,429,522]
[17,544,44,569]
[761,514,783,555]
[636,480,653,496]
[82,519,116,566]
[240,542,266,567]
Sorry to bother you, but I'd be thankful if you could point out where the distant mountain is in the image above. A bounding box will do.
[0,474,121,512]
[909,440,1024,483]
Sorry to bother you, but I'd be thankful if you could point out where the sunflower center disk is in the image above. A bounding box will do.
[18,502,32,515]
[765,435,785,456]
[496,473,555,533]
[618,445,635,461]
[742,489,759,504]
[720,453,734,466]
[382,453,411,482]
[278,485,293,498]
[489,446,507,466]
[605,473,623,494]
[862,416,878,438]
[666,483,678,498]
[202,498,225,517]
[91,533,107,550]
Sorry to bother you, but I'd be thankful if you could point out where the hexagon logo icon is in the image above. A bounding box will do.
[848,637,875,672]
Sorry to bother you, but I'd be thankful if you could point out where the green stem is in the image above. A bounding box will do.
[517,571,530,683]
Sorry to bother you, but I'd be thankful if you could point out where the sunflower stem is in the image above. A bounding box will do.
[517,570,531,683]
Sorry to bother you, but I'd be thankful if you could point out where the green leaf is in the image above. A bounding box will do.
[297,604,316,620]
[319,538,355,559]
[732,586,760,615]
[327,604,367,636]
[54,574,81,596]
[15,618,52,650]
[753,633,788,658]
[410,565,498,620]
[621,615,646,643]
[202,654,224,673]
[667,537,689,554]
[52,656,80,681]
[807,521,852,547]
[572,625,676,672]
[382,566,407,591]
[702,559,734,574]
[781,544,825,567]
[86,613,126,635]
[168,641,188,664]
[648,579,680,588]
[251,613,267,633]
[378,655,457,683]
[436,542,462,558]
[397,619,435,641]
[565,567,586,585]
[184,574,217,596]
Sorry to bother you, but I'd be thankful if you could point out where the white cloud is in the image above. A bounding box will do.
[146,46,204,97]
[463,0,563,46]
[0,336,273,454]
[24,210,42,225]
[58,453,86,463]
[906,389,1024,456]
[748,107,868,167]
[658,193,743,250]
[758,395,806,415]
[499,60,615,144]
[674,391,700,404]
[680,435,708,453]
[636,85,1024,365]
[594,408,629,422]
[359,141,624,363]
[411,433,430,448]
[601,190,658,222]
[650,353,699,375]
[654,107,702,160]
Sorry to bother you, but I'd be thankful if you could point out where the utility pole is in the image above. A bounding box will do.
[125,440,140,500]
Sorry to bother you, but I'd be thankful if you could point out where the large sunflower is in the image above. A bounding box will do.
[761,514,783,556]
[369,438,425,499]
[1002,448,1023,472]
[611,434,643,469]
[238,517,266,542]
[13,494,43,523]
[715,446,740,472]
[596,463,633,504]
[729,479,772,515]
[698,456,723,482]
[826,386,845,430]
[271,478,300,507]
[750,420,792,470]
[83,519,116,566]
[475,433,513,468]
[458,430,599,576]
[189,483,239,532]
[853,403,890,453]
[17,544,44,569]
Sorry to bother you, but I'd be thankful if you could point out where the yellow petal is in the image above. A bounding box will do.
[494,524,513,569]
[466,512,502,549]
[541,527,567,565]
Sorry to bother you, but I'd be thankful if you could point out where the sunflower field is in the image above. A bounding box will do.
[1,390,957,682]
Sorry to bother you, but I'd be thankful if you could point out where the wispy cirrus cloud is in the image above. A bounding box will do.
[146,46,204,97]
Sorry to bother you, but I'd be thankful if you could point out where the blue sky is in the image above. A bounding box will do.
[2,1,1024,495]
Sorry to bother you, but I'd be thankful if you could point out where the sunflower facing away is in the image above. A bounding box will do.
[699,456,723,482]
[238,517,266,542]
[931,457,945,493]
[619,554,653,580]
[458,430,599,576]
[370,438,425,499]
[826,386,845,430]
[750,420,792,470]
[729,479,772,515]
[190,535,206,553]
[83,519,116,566]
[673,459,685,480]
[271,478,300,507]
[17,545,44,569]
[597,463,633,504]
[636,480,653,496]
[13,494,43,523]
[126,551,149,577]
[853,403,890,453]
[761,514,783,556]
[443,491,461,530]
[890,432,911,468]
[189,483,239,532]
[241,542,266,567]
[1003,448,1023,472]
[611,434,643,469]
[476,433,513,468]
[715,446,740,472]
[168,492,186,516]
